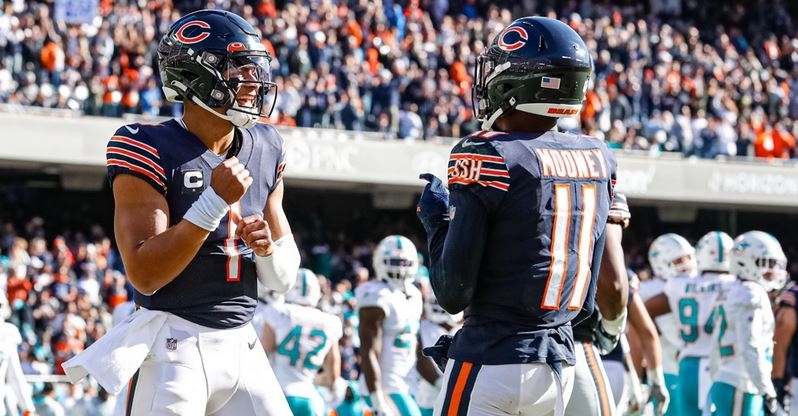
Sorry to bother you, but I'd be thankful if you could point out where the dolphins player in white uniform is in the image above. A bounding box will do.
[357,235,423,416]
[642,233,696,415]
[415,292,462,416]
[646,231,734,415]
[706,231,782,416]
[0,296,35,416]
[262,268,343,416]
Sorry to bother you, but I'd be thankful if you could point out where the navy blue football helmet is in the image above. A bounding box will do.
[158,9,277,128]
[473,16,593,130]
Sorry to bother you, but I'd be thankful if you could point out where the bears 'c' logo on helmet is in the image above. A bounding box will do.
[175,20,211,44]
[498,26,528,51]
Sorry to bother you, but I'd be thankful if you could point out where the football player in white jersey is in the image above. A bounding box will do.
[262,268,343,416]
[642,233,697,416]
[253,284,285,341]
[0,297,35,416]
[357,235,423,416]
[415,292,462,416]
[707,231,781,416]
[646,231,734,415]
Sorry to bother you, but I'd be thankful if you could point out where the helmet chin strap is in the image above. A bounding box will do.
[191,96,258,128]
[227,104,259,128]
[481,108,504,131]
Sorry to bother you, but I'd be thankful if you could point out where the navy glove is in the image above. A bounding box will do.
[773,378,787,407]
[417,173,450,233]
[422,334,453,373]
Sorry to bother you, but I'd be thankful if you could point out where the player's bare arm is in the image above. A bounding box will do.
[644,292,671,319]
[316,341,341,388]
[772,302,795,380]
[416,335,439,385]
[358,306,384,393]
[242,180,299,293]
[236,181,291,253]
[628,289,664,377]
[597,222,629,320]
[261,322,277,354]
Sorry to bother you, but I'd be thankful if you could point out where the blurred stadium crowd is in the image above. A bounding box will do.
[0,0,797,157]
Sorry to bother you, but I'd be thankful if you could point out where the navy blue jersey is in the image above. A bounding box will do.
[442,130,616,365]
[106,119,286,329]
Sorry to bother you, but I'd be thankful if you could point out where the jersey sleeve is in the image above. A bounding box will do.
[600,143,618,199]
[355,282,391,316]
[447,135,510,211]
[255,123,286,192]
[275,138,286,188]
[106,124,168,195]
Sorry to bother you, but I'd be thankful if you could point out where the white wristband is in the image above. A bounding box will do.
[601,307,628,337]
[647,366,666,387]
[370,390,389,413]
[255,233,300,293]
[183,186,229,231]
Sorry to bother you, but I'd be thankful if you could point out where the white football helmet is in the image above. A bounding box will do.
[424,292,463,327]
[731,231,787,291]
[648,233,697,279]
[285,268,321,307]
[695,231,734,273]
[373,235,419,292]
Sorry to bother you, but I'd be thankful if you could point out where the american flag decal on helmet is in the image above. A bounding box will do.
[541,76,561,89]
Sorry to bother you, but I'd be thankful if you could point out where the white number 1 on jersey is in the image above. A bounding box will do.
[540,183,598,311]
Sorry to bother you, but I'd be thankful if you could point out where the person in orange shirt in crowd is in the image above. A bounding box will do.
[39,35,64,86]
[256,0,277,19]
[52,236,75,267]
[755,121,796,159]
[450,56,471,93]
[6,264,31,306]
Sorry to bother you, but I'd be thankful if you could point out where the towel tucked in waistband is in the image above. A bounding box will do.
[62,308,169,395]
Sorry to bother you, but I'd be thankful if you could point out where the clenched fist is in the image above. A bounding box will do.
[236,215,274,256]
[211,157,253,204]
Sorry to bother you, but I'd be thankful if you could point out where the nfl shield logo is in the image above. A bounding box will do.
[166,338,178,351]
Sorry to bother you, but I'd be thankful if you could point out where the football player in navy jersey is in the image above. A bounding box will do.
[417,16,620,416]
[62,9,299,415]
